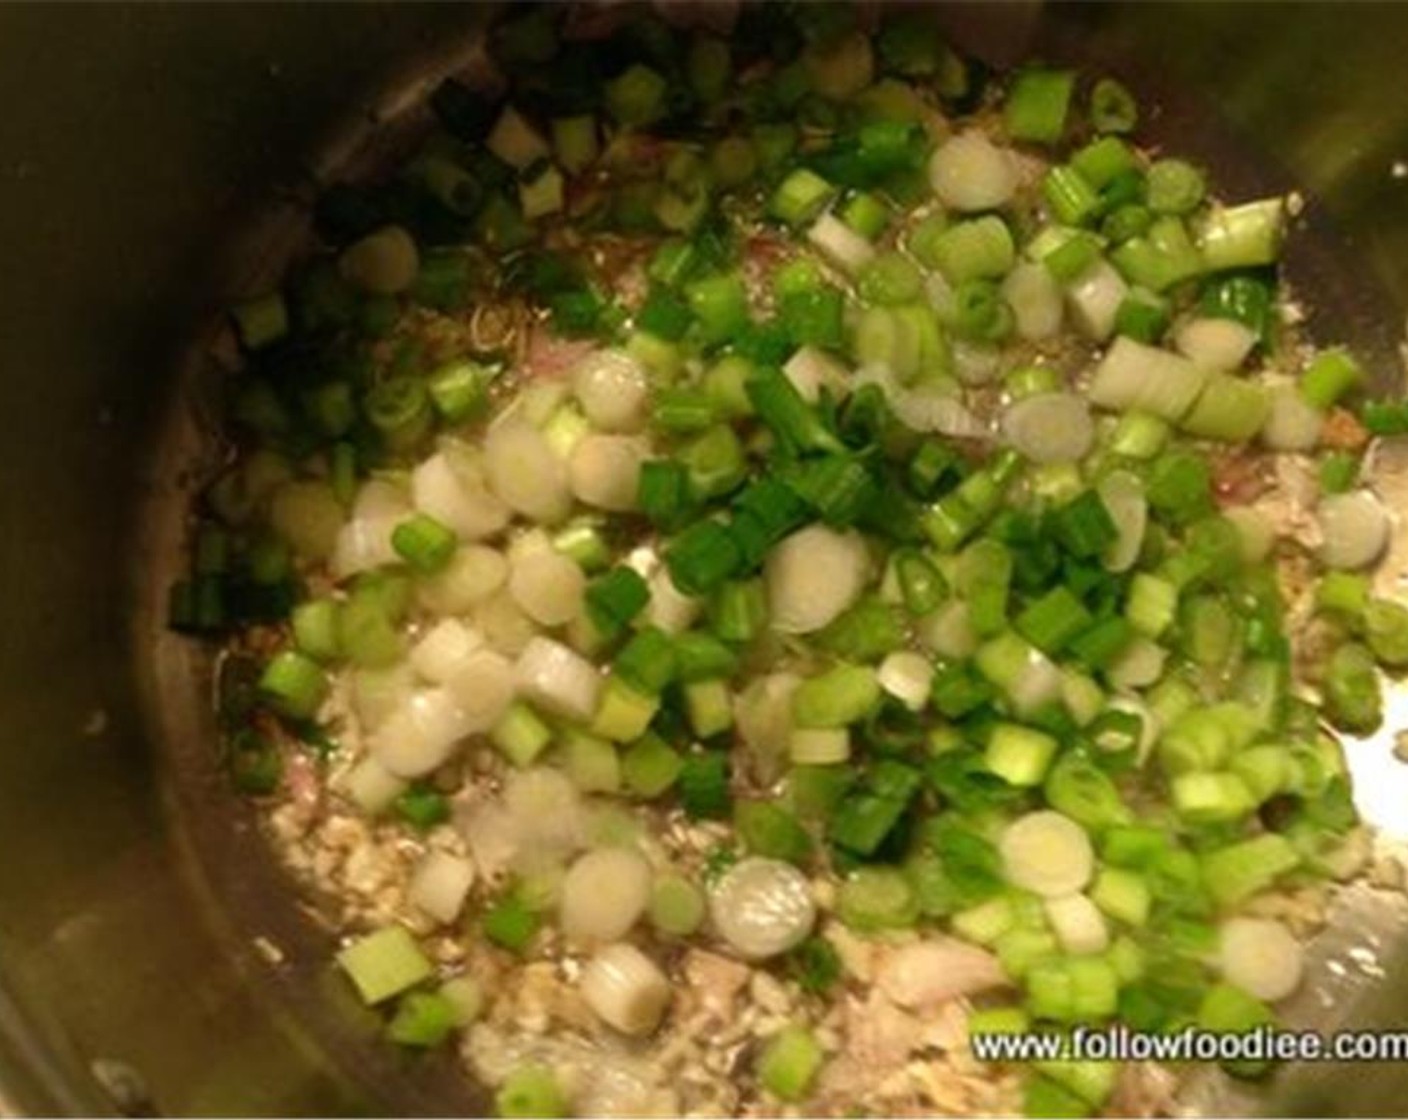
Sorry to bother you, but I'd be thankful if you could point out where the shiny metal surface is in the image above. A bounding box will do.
[3,3,1408,1115]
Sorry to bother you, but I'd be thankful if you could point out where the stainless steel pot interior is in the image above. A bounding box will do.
[4,4,1408,1116]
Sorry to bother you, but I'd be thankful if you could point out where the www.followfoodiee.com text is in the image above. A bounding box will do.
[970,1024,1408,1064]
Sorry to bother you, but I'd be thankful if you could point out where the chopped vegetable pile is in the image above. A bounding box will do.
[174,2,1406,1116]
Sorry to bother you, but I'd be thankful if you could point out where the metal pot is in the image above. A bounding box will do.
[2,4,1407,1115]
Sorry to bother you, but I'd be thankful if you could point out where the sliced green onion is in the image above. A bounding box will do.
[495,1064,568,1119]
[757,1024,824,1102]
[228,729,281,795]
[1157,702,1258,774]
[896,549,948,615]
[1200,833,1300,908]
[710,135,759,189]
[835,866,919,930]
[1033,1058,1118,1110]
[231,292,289,350]
[682,424,747,501]
[1025,955,1119,1023]
[769,169,838,227]
[1361,399,1408,435]
[1005,68,1075,145]
[778,286,846,350]
[786,935,843,996]
[1171,770,1255,824]
[585,565,650,638]
[793,664,880,728]
[1071,138,1137,191]
[736,801,813,865]
[386,990,457,1048]
[1023,1073,1091,1119]
[519,164,565,220]
[1017,588,1094,655]
[1044,754,1131,830]
[1315,571,1370,620]
[907,211,950,270]
[1365,598,1408,667]
[636,287,693,342]
[779,456,873,529]
[1110,217,1203,292]
[922,452,1021,552]
[613,626,677,695]
[1053,490,1118,559]
[858,252,925,306]
[1112,289,1169,343]
[1125,573,1178,637]
[365,377,432,452]
[1089,77,1138,134]
[391,513,457,575]
[638,460,693,531]
[291,598,342,663]
[552,114,599,175]
[827,772,918,856]
[685,678,734,738]
[490,702,552,768]
[687,272,750,345]
[259,650,329,720]
[1090,867,1150,927]
[1005,364,1061,400]
[1299,347,1364,410]
[428,360,495,424]
[1103,203,1153,245]
[731,477,810,567]
[703,355,757,419]
[1197,984,1276,1079]
[395,783,450,831]
[1147,450,1215,524]
[1323,641,1382,733]
[589,678,657,745]
[840,191,891,240]
[482,891,541,953]
[1197,198,1285,272]
[1042,233,1102,284]
[437,976,484,1027]
[552,518,611,574]
[666,520,744,599]
[908,445,961,501]
[1109,409,1170,458]
[986,723,1059,787]
[745,366,845,455]
[622,733,683,799]
[997,927,1060,980]
[929,216,1017,284]
[1145,159,1205,216]
[605,64,668,127]
[1180,374,1269,442]
[815,597,905,663]
[1043,165,1101,227]
[953,279,1015,342]
[1067,617,1134,671]
[651,388,716,434]
[564,727,624,790]
[336,925,433,1004]
[1319,451,1361,494]
[674,631,740,682]
[1199,272,1274,341]
[649,872,706,936]
[679,751,732,820]
[790,727,851,765]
